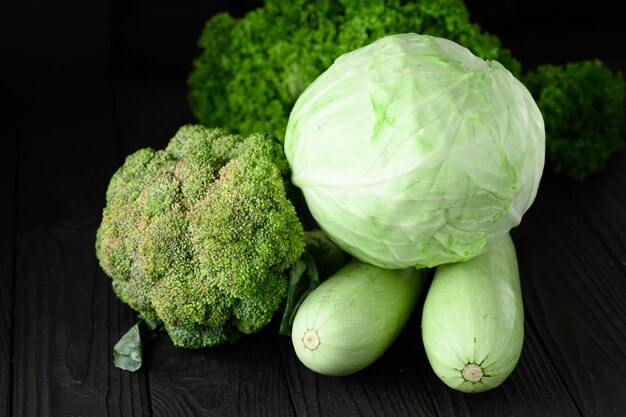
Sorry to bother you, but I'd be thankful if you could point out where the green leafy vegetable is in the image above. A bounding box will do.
[279,229,346,335]
[188,0,520,140]
[285,34,545,269]
[523,59,626,180]
[279,251,319,336]
[301,229,347,280]
[113,318,162,372]
[96,125,305,349]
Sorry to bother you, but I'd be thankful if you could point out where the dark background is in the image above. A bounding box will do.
[3,0,625,114]
[2,0,625,213]
[1,1,625,416]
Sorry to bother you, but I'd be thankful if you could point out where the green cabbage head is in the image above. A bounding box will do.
[284,34,545,269]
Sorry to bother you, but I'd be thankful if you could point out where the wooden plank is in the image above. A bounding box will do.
[0,123,17,417]
[145,331,295,417]
[560,146,626,275]
[511,159,626,416]
[13,230,150,416]
[12,91,150,416]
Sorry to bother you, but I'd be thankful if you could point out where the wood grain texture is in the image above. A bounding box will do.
[144,330,295,417]
[561,147,626,274]
[511,151,626,417]
[0,123,17,417]
[12,92,150,417]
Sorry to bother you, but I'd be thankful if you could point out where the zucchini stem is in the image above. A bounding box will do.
[302,329,320,350]
[462,363,483,383]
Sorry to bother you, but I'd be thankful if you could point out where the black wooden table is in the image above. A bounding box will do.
[2,1,626,416]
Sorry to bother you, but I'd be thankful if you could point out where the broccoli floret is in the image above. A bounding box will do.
[187,0,520,140]
[96,125,305,348]
[523,60,626,181]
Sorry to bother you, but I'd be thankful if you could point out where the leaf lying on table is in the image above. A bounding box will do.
[113,318,162,372]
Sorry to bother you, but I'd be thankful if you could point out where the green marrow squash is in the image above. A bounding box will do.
[421,233,524,393]
[291,259,426,376]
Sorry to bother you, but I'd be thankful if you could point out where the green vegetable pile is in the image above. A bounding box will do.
[188,0,519,141]
[96,0,625,394]
[189,0,624,180]
[283,34,535,392]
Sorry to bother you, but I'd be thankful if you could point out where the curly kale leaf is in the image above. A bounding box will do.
[524,60,625,181]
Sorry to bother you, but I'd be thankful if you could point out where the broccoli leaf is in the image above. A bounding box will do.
[113,318,162,372]
[279,251,319,336]
[280,230,346,335]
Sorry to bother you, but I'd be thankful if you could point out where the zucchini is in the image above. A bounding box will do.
[421,233,524,393]
[291,259,426,376]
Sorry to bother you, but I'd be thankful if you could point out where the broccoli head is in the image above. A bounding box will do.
[187,0,521,140]
[96,125,305,348]
[523,60,626,181]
